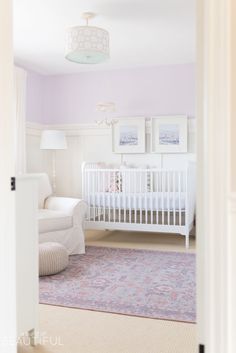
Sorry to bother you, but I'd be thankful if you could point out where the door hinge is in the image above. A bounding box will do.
[11,177,16,191]
[199,344,205,353]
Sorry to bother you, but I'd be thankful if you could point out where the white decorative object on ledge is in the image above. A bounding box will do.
[95,101,117,126]
[96,118,118,127]
[65,12,109,64]
[96,101,115,113]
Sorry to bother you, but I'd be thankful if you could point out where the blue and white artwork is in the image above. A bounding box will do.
[119,125,138,146]
[159,124,180,145]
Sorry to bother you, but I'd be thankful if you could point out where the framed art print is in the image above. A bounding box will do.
[112,117,146,154]
[151,115,188,153]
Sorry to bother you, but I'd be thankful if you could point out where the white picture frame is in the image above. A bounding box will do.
[151,115,188,153]
[112,117,146,154]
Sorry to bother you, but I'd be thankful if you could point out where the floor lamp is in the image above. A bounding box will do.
[40,130,67,193]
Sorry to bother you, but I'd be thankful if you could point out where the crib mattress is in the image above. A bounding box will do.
[87,192,186,211]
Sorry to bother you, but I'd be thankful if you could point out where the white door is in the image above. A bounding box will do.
[197,0,235,352]
[0,0,17,352]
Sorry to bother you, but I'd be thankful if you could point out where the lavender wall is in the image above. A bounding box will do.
[26,64,195,124]
[26,71,44,123]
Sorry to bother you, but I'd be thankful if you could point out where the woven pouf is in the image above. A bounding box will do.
[39,242,69,276]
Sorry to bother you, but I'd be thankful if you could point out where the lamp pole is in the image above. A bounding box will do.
[52,150,56,193]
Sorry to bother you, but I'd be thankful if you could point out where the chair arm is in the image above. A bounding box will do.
[45,197,87,217]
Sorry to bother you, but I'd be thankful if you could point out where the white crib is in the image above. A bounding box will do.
[82,162,196,248]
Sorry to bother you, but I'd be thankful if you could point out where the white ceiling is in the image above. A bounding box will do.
[14,0,196,75]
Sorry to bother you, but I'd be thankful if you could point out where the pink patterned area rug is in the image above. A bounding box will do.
[39,246,196,323]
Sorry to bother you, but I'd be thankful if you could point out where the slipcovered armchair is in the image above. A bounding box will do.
[36,173,87,255]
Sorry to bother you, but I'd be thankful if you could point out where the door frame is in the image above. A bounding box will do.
[197,0,234,352]
[0,0,235,352]
[0,0,17,352]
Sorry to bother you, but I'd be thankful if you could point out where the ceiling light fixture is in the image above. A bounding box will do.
[65,12,109,64]
[95,102,117,127]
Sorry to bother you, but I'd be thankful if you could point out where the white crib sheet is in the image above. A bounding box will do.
[88,192,186,211]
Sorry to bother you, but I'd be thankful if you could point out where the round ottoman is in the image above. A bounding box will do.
[39,242,69,276]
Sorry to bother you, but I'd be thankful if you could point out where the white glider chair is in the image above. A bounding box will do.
[36,173,87,255]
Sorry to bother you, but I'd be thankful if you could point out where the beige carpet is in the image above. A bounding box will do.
[18,230,197,353]
[85,229,196,252]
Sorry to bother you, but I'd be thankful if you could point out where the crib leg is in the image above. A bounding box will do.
[185,233,190,249]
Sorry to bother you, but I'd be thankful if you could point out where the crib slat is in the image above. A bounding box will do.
[98,170,100,222]
[124,170,126,223]
[134,170,137,224]
[156,171,159,225]
[145,170,148,224]
[103,171,106,222]
[119,170,121,223]
[156,172,158,225]
[173,171,176,225]
[113,171,115,222]
[185,170,188,227]
[167,171,170,226]
[84,170,90,220]
[162,171,164,225]
[129,170,131,223]
[87,169,91,219]
[85,170,87,220]
[88,171,91,221]
[151,170,153,224]
[85,170,88,220]
[139,171,142,223]
[92,173,96,222]
[178,171,181,226]
[108,171,111,223]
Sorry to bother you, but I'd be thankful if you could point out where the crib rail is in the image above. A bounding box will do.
[82,165,195,238]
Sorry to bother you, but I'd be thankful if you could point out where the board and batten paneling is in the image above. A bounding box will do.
[26,119,196,198]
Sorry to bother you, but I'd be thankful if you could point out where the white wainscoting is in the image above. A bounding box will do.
[26,120,196,198]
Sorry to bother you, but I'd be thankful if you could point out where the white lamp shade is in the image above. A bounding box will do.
[40,130,67,150]
[65,26,109,64]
